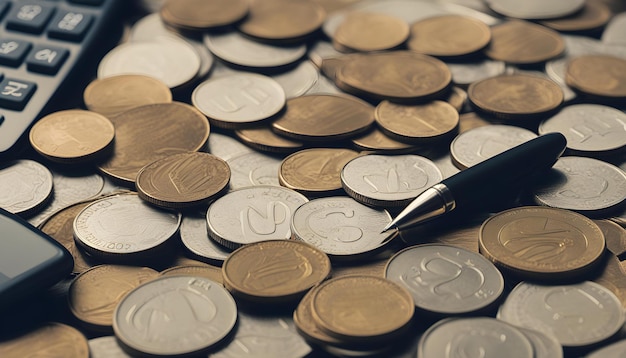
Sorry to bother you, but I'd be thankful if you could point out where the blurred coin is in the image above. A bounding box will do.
[516,327,563,358]
[479,206,606,280]
[113,275,237,357]
[29,110,114,164]
[341,154,443,208]
[227,151,282,190]
[566,54,626,101]
[180,213,231,264]
[271,61,320,99]
[485,20,565,64]
[206,185,308,249]
[207,131,253,161]
[305,74,343,95]
[446,60,506,88]
[484,0,585,19]
[539,2,611,32]
[235,126,304,154]
[445,86,468,112]
[450,124,537,170]
[595,219,626,257]
[279,148,360,197]
[586,339,626,358]
[160,0,249,30]
[308,39,346,68]
[0,322,89,357]
[0,159,53,216]
[160,265,223,285]
[408,15,491,58]
[385,244,504,314]
[498,281,625,347]
[333,12,409,52]
[351,126,419,154]
[68,265,158,331]
[602,12,626,45]
[88,336,131,358]
[83,75,172,118]
[98,102,209,186]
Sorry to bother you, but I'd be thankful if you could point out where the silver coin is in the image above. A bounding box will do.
[227,151,282,190]
[73,192,181,259]
[305,74,343,95]
[436,1,501,26]
[450,125,537,170]
[192,73,286,128]
[88,336,131,358]
[602,12,626,46]
[307,40,344,68]
[180,214,231,264]
[291,196,393,258]
[207,131,254,162]
[340,154,443,208]
[206,185,308,248]
[0,159,53,215]
[586,339,626,358]
[539,104,626,155]
[517,327,563,358]
[418,317,534,358]
[113,275,237,357]
[484,0,585,19]
[446,60,506,88]
[204,31,306,68]
[385,244,504,314]
[272,61,319,99]
[533,156,626,214]
[498,281,625,347]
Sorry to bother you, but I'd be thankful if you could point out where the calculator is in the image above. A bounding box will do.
[0,0,124,158]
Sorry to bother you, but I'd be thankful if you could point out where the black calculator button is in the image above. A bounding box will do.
[0,78,36,110]
[0,39,32,67]
[48,11,93,42]
[26,45,69,75]
[6,3,56,34]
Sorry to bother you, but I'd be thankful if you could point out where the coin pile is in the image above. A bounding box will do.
[2,0,626,357]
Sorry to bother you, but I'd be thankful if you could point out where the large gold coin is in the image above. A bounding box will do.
[29,110,114,164]
[136,152,230,209]
[335,51,451,102]
[160,0,249,30]
[222,240,331,303]
[566,55,626,100]
[479,206,606,280]
[485,20,565,64]
[333,12,409,53]
[98,102,210,185]
[0,323,89,357]
[468,74,563,120]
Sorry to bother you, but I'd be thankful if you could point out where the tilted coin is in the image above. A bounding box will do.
[566,55,626,101]
[98,102,210,185]
[539,2,612,32]
[271,61,320,99]
[68,265,159,330]
[160,265,223,285]
[83,74,172,118]
[294,284,343,348]
[586,339,626,358]
[180,214,231,264]
[602,12,626,45]
[479,206,606,279]
[385,244,504,314]
[0,323,89,357]
[351,126,419,154]
[484,0,585,19]
[222,240,330,303]
[0,159,53,216]
[446,60,506,88]
[485,20,565,64]
[235,126,304,154]
[207,131,253,161]
[160,0,249,30]
[227,151,282,190]
[341,154,443,208]
[279,148,360,197]
[113,275,237,357]
[333,12,409,53]
[206,185,308,249]
[88,336,131,358]
[595,219,626,258]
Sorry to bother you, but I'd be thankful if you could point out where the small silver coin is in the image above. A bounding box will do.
[88,336,131,358]
[0,159,53,215]
[227,151,283,190]
[206,185,308,249]
[385,244,504,314]
[517,327,563,358]
[586,339,626,358]
[484,0,584,19]
[272,61,319,99]
[207,131,254,162]
[180,214,231,264]
[602,12,626,46]
[113,275,237,357]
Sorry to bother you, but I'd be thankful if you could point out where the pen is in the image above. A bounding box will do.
[381,132,567,232]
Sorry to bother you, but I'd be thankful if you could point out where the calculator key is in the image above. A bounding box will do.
[26,45,69,75]
[6,3,56,34]
[48,11,94,42]
[0,78,37,110]
[0,39,32,67]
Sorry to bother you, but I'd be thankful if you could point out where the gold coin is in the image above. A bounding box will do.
[468,74,563,120]
[566,55,626,100]
[272,94,375,142]
[0,322,89,357]
[160,0,249,30]
[279,148,360,196]
[375,100,459,144]
[320,53,363,80]
[98,102,210,186]
[160,264,223,285]
[351,127,418,154]
[83,74,172,118]
[29,110,114,164]
[479,206,606,280]
[294,285,344,348]
[310,275,414,343]
[136,152,230,209]
[335,51,452,102]
[407,15,491,58]
[222,240,331,303]
[310,0,361,14]
[333,12,409,53]
[235,126,304,154]
[540,2,611,32]
[485,20,565,64]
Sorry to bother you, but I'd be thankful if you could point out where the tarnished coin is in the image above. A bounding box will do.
[539,2,611,32]
[136,152,230,209]
[227,151,282,190]
[160,0,249,30]
[485,20,565,64]
[68,265,159,330]
[160,265,223,285]
[88,336,131,358]
[291,196,394,258]
[98,102,210,185]
[234,126,304,154]
[468,74,563,120]
[566,55,626,101]
[206,185,308,249]
[272,94,374,142]
[222,240,330,303]
[310,275,414,342]
[333,12,409,53]
[73,193,181,262]
[374,100,459,144]
[83,75,172,118]
[385,244,504,314]
[407,15,491,58]
[179,214,231,264]
[0,322,89,357]
[279,148,360,197]
[341,154,443,208]
[351,127,419,154]
[0,159,53,216]
[479,206,606,279]
[192,73,285,129]
[484,0,585,19]
[498,281,625,347]
[113,275,237,357]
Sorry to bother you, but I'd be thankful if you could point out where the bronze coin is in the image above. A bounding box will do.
[485,20,565,64]
[540,2,612,32]
[351,127,419,154]
[160,0,249,30]
[333,12,409,52]
[0,323,89,357]
[235,126,304,154]
[566,54,626,100]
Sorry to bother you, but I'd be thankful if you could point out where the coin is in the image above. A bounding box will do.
[113,275,237,357]
[207,131,253,161]
[566,54,626,101]
[179,213,231,264]
[293,285,344,347]
[479,206,606,279]
[0,159,53,216]
[602,12,626,45]
[160,265,223,285]
[234,126,304,154]
[160,0,249,30]
[485,20,565,64]
[516,326,563,358]
[351,126,419,154]
[539,2,611,32]
[595,219,626,258]
[227,151,282,190]
[484,0,585,19]
[446,60,506,88]
[333,12,409,53]
[88,336,131,358]
[68,265,159,330]
[271,61,320,99]
[0,323,89,357]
